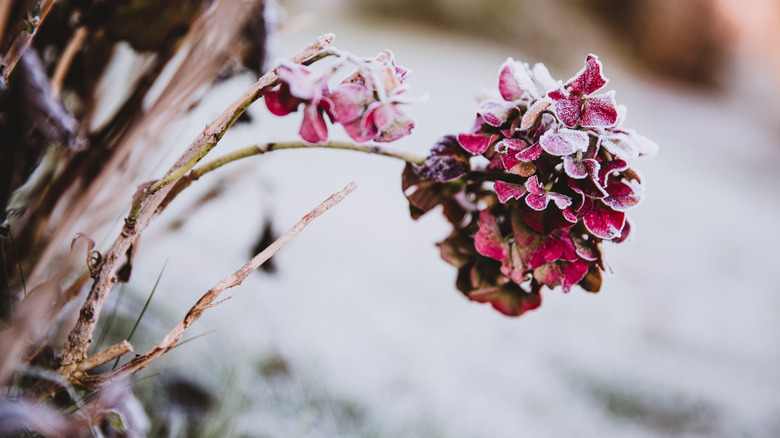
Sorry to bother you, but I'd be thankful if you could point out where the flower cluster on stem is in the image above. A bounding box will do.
[403,54,657,316]
[265,49,416,143]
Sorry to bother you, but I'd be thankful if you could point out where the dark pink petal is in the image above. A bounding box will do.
[500,245,527,284]
[277,63,321,101]
[495,180,528,203]
[523,176,571,212]
[533,263,562,287]
[521,205,574,234]
[516,142,543,161]
[457,132,495,154]
[565,54,608,96]
[548,89,582,128]
[475,210,508,260]
[478,100,520,127]
[499,147,537,177]
[568,178,607,202]
[548,192,573,210]
[580,91,618,128]
[560,259,590,293]
[265,85,301,116]
[583,201,626,240]
[527,237,564,269]
[563,156,600,179]
[613,218,632,243]
[299,104,329,143]
[511,209,536,246]
[469,284,542,317]
[520,99,551,130]
[598,159,629,187]
[524,175,544,196]
[341,118,374,143]
[327,83,373,123]
[488,152,505,170]
[571,233,600,261]
[363,102,415,143]
[525,192,548,211]
[554,231,579,262]
[602,179,642,211]
[562,207,578,223]
[498,58,539,102]
[539,128,589,156]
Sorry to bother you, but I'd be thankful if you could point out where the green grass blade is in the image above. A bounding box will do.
[112,260,168,370]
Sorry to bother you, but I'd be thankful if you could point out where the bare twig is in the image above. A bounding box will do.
[76,341,132,373]
[56,34,336,379]
[160,140,426,213]
[27,0,266,287]
[126,33,337,222]
[0,2,12,46]
[0,0,57,82]
[78,182,357,390]
[50,26,87,98]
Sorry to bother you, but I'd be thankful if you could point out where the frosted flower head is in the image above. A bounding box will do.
[403,54,656,317]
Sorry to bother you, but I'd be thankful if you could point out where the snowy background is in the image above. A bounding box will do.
[107,1,780,436]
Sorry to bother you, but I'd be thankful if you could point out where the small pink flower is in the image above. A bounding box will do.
[326,51,416,143]
[548,55,618,128]
[539,128,590,156]
[524,176,572,211]
[498,58,540,102]
[265,62,332,143]
[360,99,415,143]
[475,209,508,260]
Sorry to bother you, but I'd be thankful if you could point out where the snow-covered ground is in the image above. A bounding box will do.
[120,8,780,438]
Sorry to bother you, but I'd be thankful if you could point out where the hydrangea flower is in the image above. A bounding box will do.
[403,54,657,317]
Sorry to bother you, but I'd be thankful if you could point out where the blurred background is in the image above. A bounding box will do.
[5,0,779,436]
[112,0,780,436]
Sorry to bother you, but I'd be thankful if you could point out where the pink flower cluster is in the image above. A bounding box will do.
[265,51,415,144]
[403,54,657,316]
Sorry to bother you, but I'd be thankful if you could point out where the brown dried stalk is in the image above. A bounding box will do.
[0,0,57,82]
[49,25,87,98]
[78,181,357,390]
[56,33,336,380]
[26,0,265,287]
[75,340,132,373]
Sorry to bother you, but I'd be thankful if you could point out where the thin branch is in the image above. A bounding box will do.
[0,2,12,48]
[126,33,337,223]
[0,0,58,82]
[50,26,87,98]
[78,181,357,390]
[159,140,426,211]
[76,341,132,373]
[57,34,336,378]
[198,141,427,178]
